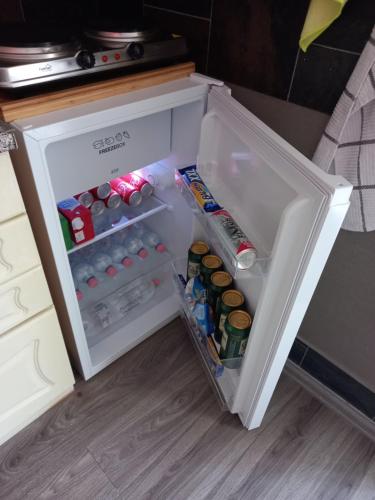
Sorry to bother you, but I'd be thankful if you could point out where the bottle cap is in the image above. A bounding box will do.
[106,266,118,277]
[152,278,161,286]
[122,257,133,267]
[87,277,98,288]
[76,289,83,301]
[155,243,166,253]
[138,248,148,259]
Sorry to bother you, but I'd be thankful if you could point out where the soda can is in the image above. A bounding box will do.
[90,199,105,216]
[90,182,112,200]
[104,190,122,209]
[122,173,154,198]
[187,241,210,280]
[210,209,257,270]
[200,254,223,287]
[208,271,233,313]
[214,289,245,344]
[74,191,94,208]
[220,310,252,364]
[110,177,142,206]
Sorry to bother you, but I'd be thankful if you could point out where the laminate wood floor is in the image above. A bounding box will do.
[1,318,374,500]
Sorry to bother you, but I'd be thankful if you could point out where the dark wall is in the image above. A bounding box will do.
[0,0,143,28]
[144,0,374,114]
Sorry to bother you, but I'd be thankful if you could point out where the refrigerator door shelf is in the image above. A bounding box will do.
[175,170,270,279]
[67,195,169,255]
[172,257,240,410]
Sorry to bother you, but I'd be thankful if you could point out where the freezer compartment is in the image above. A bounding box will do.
[172,258,240,410]
[175,170,270,279]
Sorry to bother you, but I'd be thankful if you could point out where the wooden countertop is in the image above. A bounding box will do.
[0,61,195,123]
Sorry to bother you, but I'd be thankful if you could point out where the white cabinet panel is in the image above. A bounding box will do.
[0,153,25,223]
[0,307,74,445]
[0,266,52,335]
[0,214,41,285]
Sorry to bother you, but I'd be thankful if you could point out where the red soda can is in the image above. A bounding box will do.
[90,182,112,200]
[104,189,122,209]
[90,199,105,216]
[74,191,94,208]
[110,177,142,206]
[122,173,153,198]
[58,198,94,245]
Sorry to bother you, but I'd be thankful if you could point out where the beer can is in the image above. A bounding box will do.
[200,254,223,287]
[187,241,209,280]
[104,190,122,209]
[110,177,142,207]
[208,271,233,313]
[220,310,252,363]
[90,182,112,200]
[122,173,154,198]
[210,209,257,269]
[74,191,94,208]
[214,289,245,344]
[90,199,105,216]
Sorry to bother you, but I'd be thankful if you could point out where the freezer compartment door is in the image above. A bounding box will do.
[197,85,352,429]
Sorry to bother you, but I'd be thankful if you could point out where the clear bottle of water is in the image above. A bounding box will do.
[108,244,133,268]
[124,236,148,259]
[142,229,166,253]
[113,277,160,316]
[91,251,118,277]
[73,261,98,288]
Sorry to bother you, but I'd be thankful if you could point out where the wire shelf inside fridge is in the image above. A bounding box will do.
[175,170,270,279]
[172,258,241,410]
[67,195,169,255]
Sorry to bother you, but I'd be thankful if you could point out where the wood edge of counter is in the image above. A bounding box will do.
[0,62,196,122]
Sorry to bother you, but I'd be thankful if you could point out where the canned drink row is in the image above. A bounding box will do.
[186,239,253,366]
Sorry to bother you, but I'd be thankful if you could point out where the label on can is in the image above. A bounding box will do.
[218,313,227,335]
[210,209,257,269]
[122,173,154,198]
[239,338,248,356]
[221,330,228,351]
[110,178,142,206]
[187,261,200,279]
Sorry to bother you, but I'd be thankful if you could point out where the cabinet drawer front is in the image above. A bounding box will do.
[0,215,40,285]
[0,153,25,223]
[0,266,52,335]
[0,307,74,445]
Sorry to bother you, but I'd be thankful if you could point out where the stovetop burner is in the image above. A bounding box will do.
[0,19,188,89]
[85,19,161,47]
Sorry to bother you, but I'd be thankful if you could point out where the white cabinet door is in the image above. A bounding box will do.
[0,152,25,223]
[196,86,352,429]
[0,265,52,335]
[0,214,41,285]
[0,307,74,445]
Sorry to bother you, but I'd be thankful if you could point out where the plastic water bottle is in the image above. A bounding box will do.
[113,277,160,316]
[108,244,133,268]
[124,236,148,259]
[131,222,145,239]
[92,210,109,235]
[142,229,166,253]
[91,252,118,277]
[73,262,98,288]
[137,278,160,303]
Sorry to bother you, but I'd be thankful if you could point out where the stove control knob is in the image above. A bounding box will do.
[76,50,96,69]
[127,42,144,60]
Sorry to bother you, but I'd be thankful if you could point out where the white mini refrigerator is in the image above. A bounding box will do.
[10,74,352,430]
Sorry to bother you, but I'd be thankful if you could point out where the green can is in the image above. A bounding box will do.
[214,289,245,344]
[208,271,233,313]
[200,254,223,287]
[187,241,210,280]
[220,310,252,363]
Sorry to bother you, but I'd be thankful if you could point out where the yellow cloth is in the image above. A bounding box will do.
[299,0,348,52]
